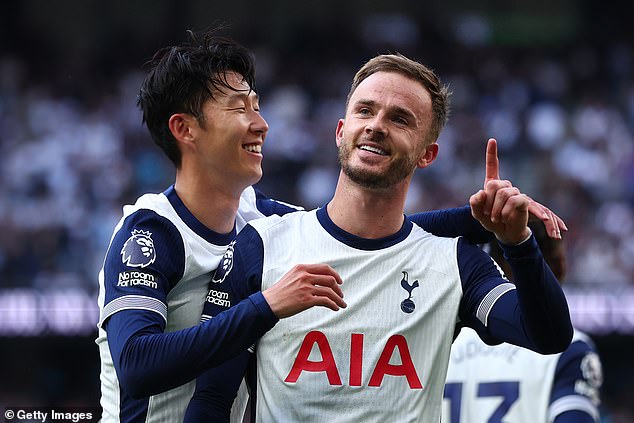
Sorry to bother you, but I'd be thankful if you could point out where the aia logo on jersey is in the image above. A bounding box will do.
[400,271,419,313]
[121,229,156,268]
[285,331,422,389]
[212,241,235,283]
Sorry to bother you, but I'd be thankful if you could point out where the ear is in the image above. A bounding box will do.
[168,113,197,148]
[416,142,439,169]
[335,119,345,147]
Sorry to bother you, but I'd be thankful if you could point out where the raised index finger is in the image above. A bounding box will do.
[485,138,500,185]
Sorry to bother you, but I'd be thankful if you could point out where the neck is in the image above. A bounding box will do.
[173,168,244,234]
[326,172,410,239]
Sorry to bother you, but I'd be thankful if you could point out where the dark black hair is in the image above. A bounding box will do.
[137,29,257,167]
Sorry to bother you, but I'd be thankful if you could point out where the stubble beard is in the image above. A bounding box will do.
[337,137,418,190]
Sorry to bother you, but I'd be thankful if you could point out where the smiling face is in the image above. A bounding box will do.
[337,71,437,190]
[191,71,269,190]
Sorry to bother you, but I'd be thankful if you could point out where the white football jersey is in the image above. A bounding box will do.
[195,205,564,423]
[96,186,299,423]
[248,209,464,422]
[443,327,602,423]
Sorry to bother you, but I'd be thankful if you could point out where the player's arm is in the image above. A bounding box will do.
[409,206,494,244]
[408,201,563,244]
[549,337,602,423]
[460,139,572,352]
[105,294,275,398]
[103,214,343,398]
[457,235,573,353]
[553,411,596,423]
[102,213,280,398]
[101,213,279,397]
[184,228,264,423]
[185,225,345,422]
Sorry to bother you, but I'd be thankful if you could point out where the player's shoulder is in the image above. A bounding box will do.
[115,191,180,233]
[557,328,602,384]
[570,329,598,350]
[239,186,304,216]
[561,329,601,365]
[247,207,312,234]
[124,190,171,215]
[557,329,600,363]
[552,329,603,408]
[107,191,183,255]
[409,219,460,247]
[117,192,180,238]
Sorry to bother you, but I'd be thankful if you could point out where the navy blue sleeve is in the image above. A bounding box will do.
[103,214,276,399]
[553,411,596,423]
[105,290,275,398]
[550,338,602,422]
[253,187,303,216]
[458,236,573,353]
[408,206,494,244]
[100,210,185,327]
[186,225,265,422]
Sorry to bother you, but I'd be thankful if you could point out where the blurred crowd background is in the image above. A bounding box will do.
[0,0,633,420]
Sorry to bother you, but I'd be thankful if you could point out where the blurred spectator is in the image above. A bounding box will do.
[0,3,633,420]
[1,30,633,297]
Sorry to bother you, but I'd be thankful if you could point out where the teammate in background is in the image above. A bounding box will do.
[184,54,573,422]
[443,223,603,423]
[96,30,565,423]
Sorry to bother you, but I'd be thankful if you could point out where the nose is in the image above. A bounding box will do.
[251,111,269,136]
[365,114,386,136]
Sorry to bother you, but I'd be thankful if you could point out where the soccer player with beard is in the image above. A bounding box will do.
[184,54,573,422]
[97,31,564,423]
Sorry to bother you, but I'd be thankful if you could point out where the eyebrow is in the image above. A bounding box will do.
[226,91,260,103]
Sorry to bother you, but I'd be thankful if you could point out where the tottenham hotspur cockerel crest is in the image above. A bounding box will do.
[121,229,156,268]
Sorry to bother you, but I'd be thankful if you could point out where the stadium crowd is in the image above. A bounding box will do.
[1,5,633,421]
[0,20,632,295]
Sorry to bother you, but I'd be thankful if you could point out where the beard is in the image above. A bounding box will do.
[338,137,419,189]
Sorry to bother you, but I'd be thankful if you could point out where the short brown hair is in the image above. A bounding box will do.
[345,54,451,144]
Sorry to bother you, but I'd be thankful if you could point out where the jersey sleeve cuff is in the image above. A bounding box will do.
[98,295,168,328]
[499,232,539,259]
[248,291,279,326]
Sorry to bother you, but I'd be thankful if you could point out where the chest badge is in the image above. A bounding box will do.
[400,271,419,314]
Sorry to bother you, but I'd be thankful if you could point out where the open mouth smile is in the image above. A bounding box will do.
[243,144,262,153]
[358,145,388,156]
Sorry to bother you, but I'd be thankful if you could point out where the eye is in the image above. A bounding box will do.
[393,116,408,125]
[358,107,371,115]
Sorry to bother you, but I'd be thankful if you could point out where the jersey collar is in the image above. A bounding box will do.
[163,185,237,245]
[316,205,413,251]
